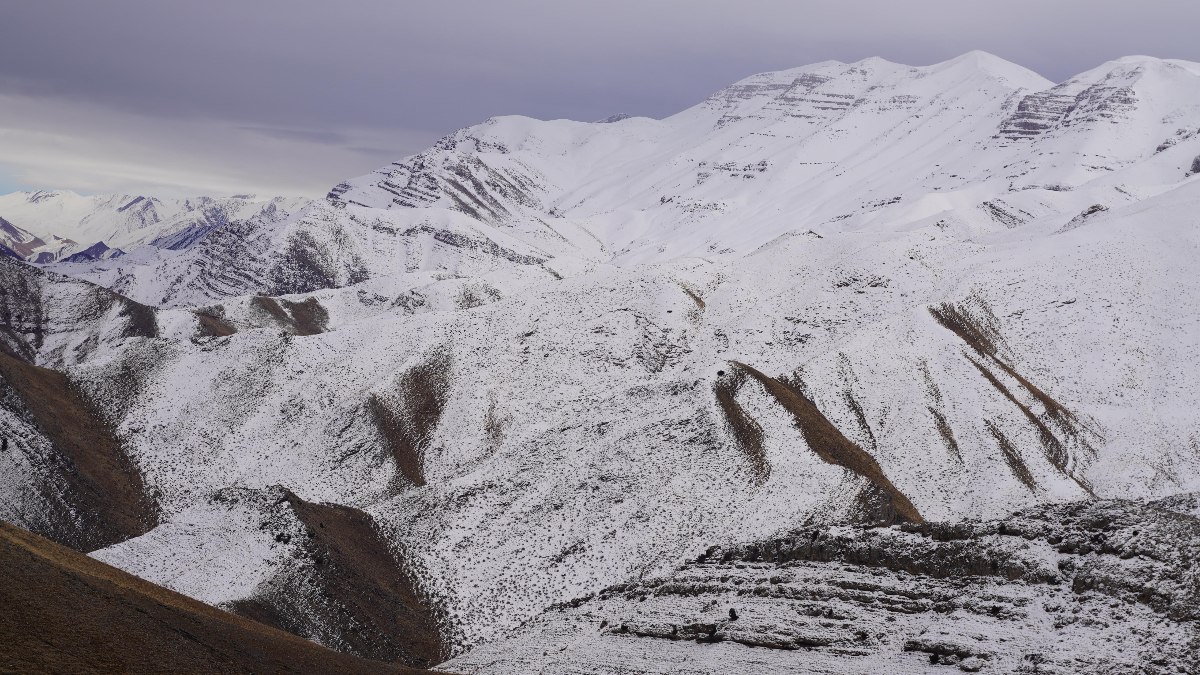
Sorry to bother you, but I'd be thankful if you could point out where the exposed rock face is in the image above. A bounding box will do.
[996,91,1078,140]
[333,148,546,226]
[597,113,633,123]
[996,62,1145,143]
[445,497,1200,674]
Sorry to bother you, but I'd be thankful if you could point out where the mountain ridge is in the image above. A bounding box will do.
[0,190,307,264]
[2,52,1199,672]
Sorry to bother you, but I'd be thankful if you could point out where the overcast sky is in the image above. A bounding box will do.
[2,0,1198,197]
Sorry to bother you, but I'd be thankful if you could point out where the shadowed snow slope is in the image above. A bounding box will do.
[2,52,1200,671]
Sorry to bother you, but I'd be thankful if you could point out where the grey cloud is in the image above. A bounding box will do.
[0,92,435,197]
[240,126,351,146]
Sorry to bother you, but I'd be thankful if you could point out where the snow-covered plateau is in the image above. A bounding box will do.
[2,52,1199,672]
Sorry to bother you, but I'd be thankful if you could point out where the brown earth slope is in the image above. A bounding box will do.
[730,361,923,525]
[0,351,159,551]
[229,490,447,668]
[0,520,438,675]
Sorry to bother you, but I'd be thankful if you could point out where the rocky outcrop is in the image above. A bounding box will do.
[996,91,1077,140]
[268,229,370,296]
[330,144,547,225]
[445,497,1200,674]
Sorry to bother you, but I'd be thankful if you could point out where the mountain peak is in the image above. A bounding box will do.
[1066,54,1200,86]
[924,50,1052,88]
[846,55,899,69]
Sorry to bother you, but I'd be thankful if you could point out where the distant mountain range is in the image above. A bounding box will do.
[2,52,1199,672]
[0,190,306,263]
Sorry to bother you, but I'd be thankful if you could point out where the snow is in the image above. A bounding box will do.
[4,52,1200,669]
[91,491,295,607]
[0,190,307,260]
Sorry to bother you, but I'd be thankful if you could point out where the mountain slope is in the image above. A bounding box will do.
[93,486,448,668]
[444,496,1200,674]
[2,52,1200,671]
[0,216,51,258]
[65,175,1200,652]
[0,520,434,674]
[0,190,306,262]
[30,198,565,313]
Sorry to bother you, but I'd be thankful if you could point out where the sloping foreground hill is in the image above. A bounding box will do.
[0,519,439,674]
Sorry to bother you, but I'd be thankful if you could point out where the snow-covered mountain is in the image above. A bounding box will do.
[2,52,1200,672]
[0,190,307,263]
